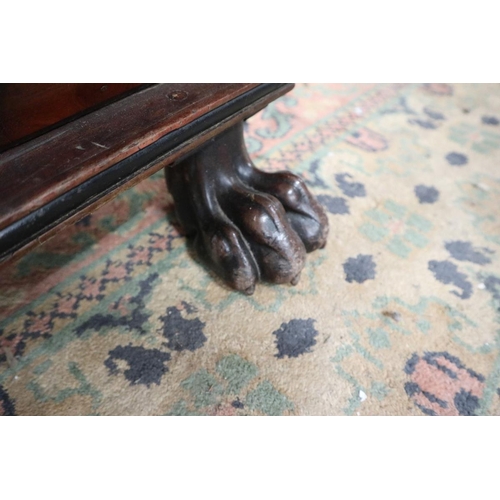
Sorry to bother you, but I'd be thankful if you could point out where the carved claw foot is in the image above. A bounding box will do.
[165,121,329,294]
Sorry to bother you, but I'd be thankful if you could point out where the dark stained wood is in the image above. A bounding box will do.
[165,121,328,294]
[0,83,147,152]
[0,84,293,265]
[0,83,259,231]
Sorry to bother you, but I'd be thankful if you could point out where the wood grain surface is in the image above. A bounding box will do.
[0,83,147,151]
[0,84,258,230]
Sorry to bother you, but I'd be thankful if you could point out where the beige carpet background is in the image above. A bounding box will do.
[1,83,500,415]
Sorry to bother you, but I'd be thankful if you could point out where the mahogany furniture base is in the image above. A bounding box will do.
[0,83,329,294]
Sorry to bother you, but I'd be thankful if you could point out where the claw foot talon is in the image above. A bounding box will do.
[165,122,328,294]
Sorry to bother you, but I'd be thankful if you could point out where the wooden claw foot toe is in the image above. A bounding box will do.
[165,121,328,293]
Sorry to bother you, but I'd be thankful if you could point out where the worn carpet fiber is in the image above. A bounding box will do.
[1,83,500,416]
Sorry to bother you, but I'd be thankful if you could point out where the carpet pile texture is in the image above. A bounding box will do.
[1,83,500,416]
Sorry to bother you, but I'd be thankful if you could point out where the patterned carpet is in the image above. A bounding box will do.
[1,83,500,416]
